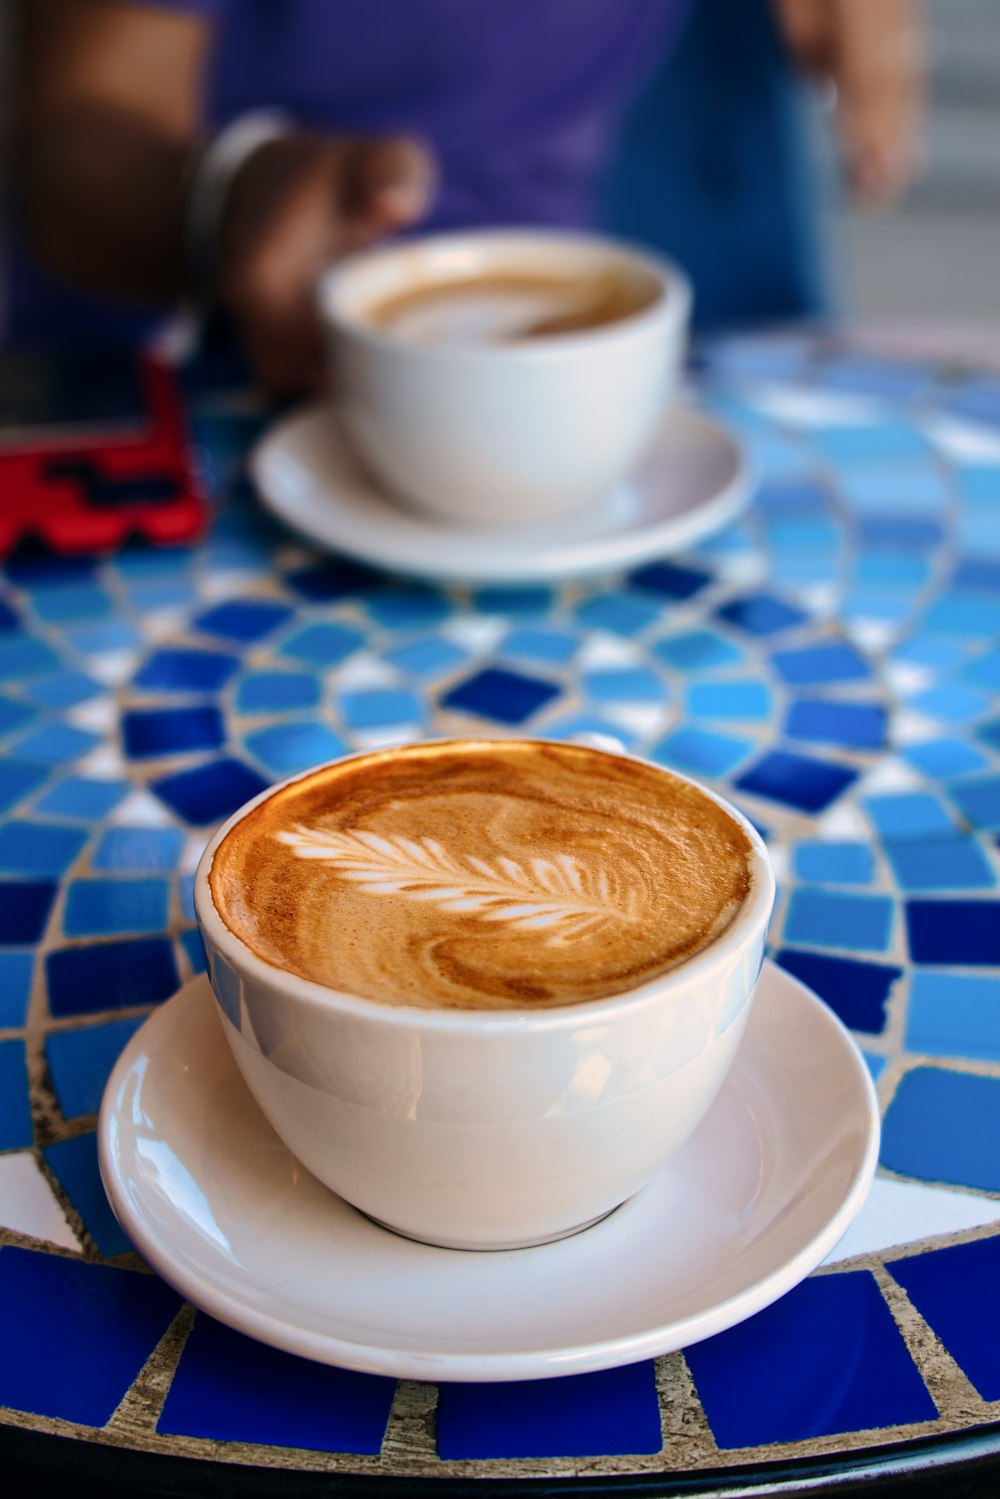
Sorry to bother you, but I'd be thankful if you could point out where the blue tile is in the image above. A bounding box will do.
[792,841,875,885]
[906,972,1000,1060]
[0,635,62,681]
[21,670,103,709]
[855,554,931,588]
[0,1247,180,1425]
[29,584,111,624]
[125,579,198,614]
[151,758,269,825]
[92,826,184,872]
[235,670,322,712]
[278,622,363,666]
[0,881,57,944]
[12,723,101,765]
[651,727,754,778]
[785,699,886,750]
[437,1363,661,1459]
[0,595,21,631]
[339,688,425,730]
[45,1017,147,1118]
[181,926,206,974]
[67,621,139,657]
[629,560,711,600]
[888,1238,1000,1400]
[64,878,170,937]
[0,695,38,737]
[906,684,991,724]
[838,466,948,518]
[754,481,830,519]
[192,598,293,642]
[0,821,87,876]
[0,1041,32,1147]
[771,641,871,686]
[864,792,957,843]
[36,775,128,820]
[159,1315,395,1450]
[0,951,33,1026]
[815,357,931,400]
[716,592,809,636]
[906,900,1000,965]
[122,706,225,759]
[965,650,1000,690]
[948,776,1000,833]
[244,722,348,776]
[978,718,1000,752]
[893,635,967,670]
[581,667,665,704]
[471,585,554,617]
[864,1052,887,1082]
[284,559,378,601]
[652,630,746,673]
[0,759,49,814]
[735,750,858,814]
[886,836,994,892]
[365,589,451,630]
[381,636,468,679]
[902,738,990,779]
[686,680,773,722]
[574,593,661,636]
[952,558,1000,594]
[811,423,930,465]
[881,1066,1000,1191]
[922,594,1000,639]
[783,888,894,953]
[500,627,580,666]
[133,648,241,694]
[442,668,560,726]
[46,937,179,1017]
[42,1133,132,1256]
[686,1271,935,1448]
[542,713,638,751]
[775,950,900,1034]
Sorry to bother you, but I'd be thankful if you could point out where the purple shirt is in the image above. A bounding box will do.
[6,0,690,341]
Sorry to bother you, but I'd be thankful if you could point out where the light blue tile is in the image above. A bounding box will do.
[652,631,746,673]
[864,792,957,842]
[92,827,185,872]
[783,888,895,952]
[500,628,580,666]
[0,821,88,877]
[901,738,990,779]
[651,727,755,778]
[338,688,425,730]
[685,680,773,722]
[36,777,129,821]
[906,684,991,724]
[581,667,665,703]
[838,467,948,518]
[792,841,875,886]
[63,879,170,937]
[574,594,661,636]
[886,835,994,892]
[29,586,111,625]
[12,724,102,765]
[922,595,1000,638]
[243,722,348,776]
[382,637,468,679]
[907,973,1000,1060]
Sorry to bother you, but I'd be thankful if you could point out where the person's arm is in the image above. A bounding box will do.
[14,0,436,394]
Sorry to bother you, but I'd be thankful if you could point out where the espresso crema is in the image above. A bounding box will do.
[209,740,753,1012]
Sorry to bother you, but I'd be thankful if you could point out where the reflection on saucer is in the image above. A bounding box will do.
[250,403,748,584]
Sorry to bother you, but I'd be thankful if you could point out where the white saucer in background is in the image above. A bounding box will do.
[250,403,748,585]
[98,964,878,1384]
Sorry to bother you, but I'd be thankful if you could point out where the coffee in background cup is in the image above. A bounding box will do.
[195,739,774,1250]
[318,231,691,528]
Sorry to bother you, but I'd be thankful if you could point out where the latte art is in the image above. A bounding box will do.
[209,740,754,1011]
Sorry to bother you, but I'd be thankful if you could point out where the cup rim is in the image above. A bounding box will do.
[194,738,775,1034]
[316,227,691,365]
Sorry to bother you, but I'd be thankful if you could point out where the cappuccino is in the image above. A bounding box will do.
[363,270,660,347]
[209,740,753,1012]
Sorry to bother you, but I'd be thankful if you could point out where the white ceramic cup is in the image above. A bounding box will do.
[194,743,774,1252]
[317,230,691,528]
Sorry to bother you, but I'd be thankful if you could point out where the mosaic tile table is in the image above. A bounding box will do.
[3,333,1000,1496]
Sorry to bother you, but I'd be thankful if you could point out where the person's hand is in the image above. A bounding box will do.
[219,133,436,397]
[774,0,925,207]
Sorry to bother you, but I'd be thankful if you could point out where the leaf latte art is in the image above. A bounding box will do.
[209,740,755,1011]
[274,826,638,940]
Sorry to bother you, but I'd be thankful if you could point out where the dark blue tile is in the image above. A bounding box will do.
[365,588,451,631]
[0,759,49,814]
[905,901,1000,965]
[159,1315,395,1451]
[63,878,169,937]
[735,750,858,814]
[471,585,554,616]
[42,1133,133,1256]
[771,642,871,686]
[46,937,179,1017]
[785,700,886,750]
[0,1247,180,1425]
[629,561,711,600]
[442,668,560,726]
[685,1271,935,1449]
[775,950,900,1034]
[0,1040,32,1148]
[284,559,379,601]
[716,592,809,637]
[0,596,21,631]
[887,1238,1000,1400]
[5,554,99,587]
[122,706,225,760]
[881,1067,1000,1192]
[0,881,56,944]
[949,775,1000,833]
[133,648,240,694]
[151,758,269,825]
[437,1363,661,1459]
[0,821,87,876]
[0,695,37,737]
[192,598,293,642]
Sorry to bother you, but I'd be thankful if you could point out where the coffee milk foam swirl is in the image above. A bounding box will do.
[209,741,754,1012]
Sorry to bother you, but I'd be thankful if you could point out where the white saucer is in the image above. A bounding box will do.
[250,403,749,584]
[98,963,878,1383]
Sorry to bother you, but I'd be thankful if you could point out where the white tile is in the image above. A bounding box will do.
[351,723,424,751]
[332,654,399,690]
[109,789,175,827]
[441,616,510,654]
[824,1175,1000,1265]
[86,650,140,686]
[575,634,641,669]
[76,745,129,778]
[815,803,871,840]
[749,385,880,428]
[0,1154,81,1251]
[600,702,671,739]
[857,758,922,795]
[66,695,117,736]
